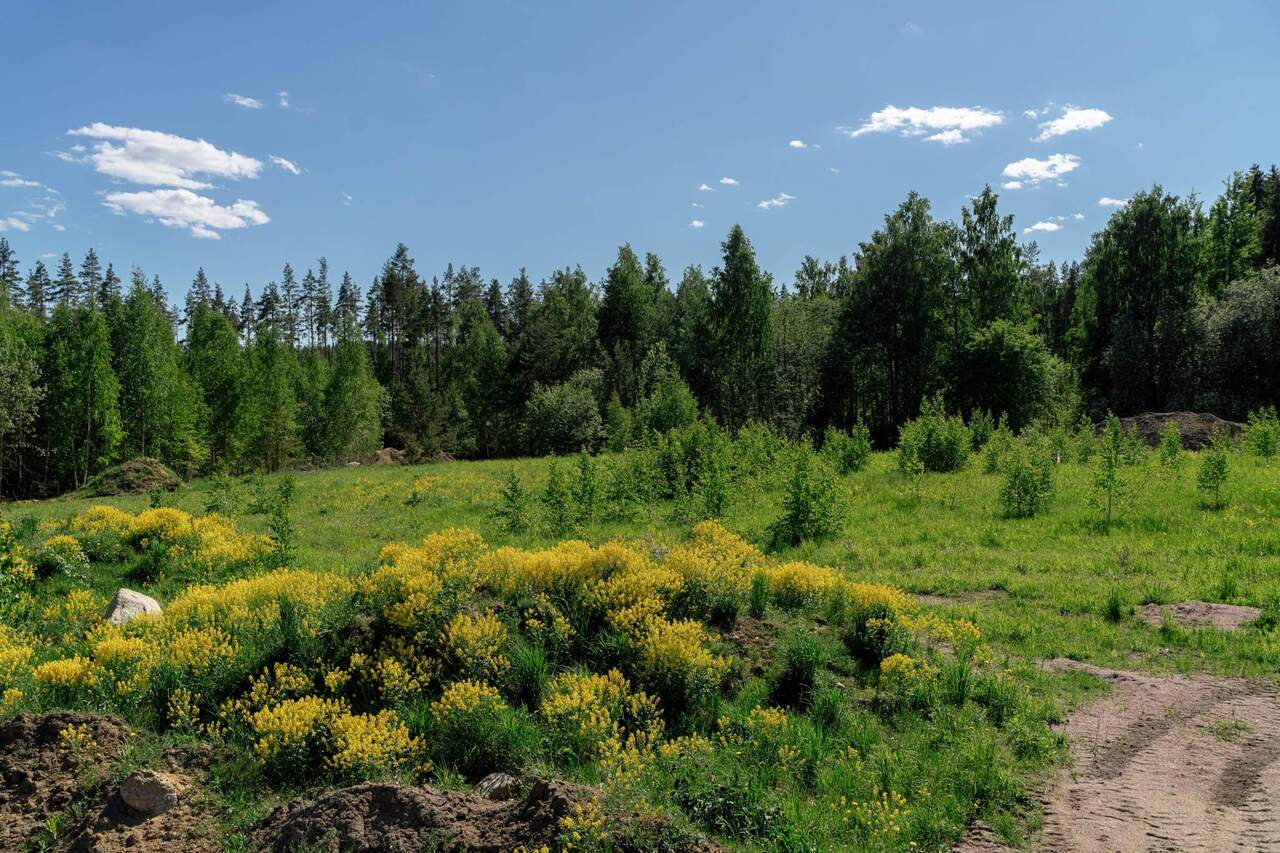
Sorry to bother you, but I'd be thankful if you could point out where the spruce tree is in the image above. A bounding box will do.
[52,253,78,306]
[25,261,50,320]
[79,248,103,306]
[42,303,123,488]
[710,225,774,428]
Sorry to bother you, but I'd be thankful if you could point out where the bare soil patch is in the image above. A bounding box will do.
[253,778,596,852]
[958,659,1280,851]
[1137,600,1261,631]
[0,712,132,849]
[76,457,181,497]
[721,616,777,676]
[63,745,222,853]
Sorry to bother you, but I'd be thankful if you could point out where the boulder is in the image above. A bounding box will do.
[474,772,521,801]
[103,588,161,626]
[119,770,180,816]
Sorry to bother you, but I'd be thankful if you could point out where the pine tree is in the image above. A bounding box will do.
[25,262,50,320]
[710,225,775,428]
[301,267,319,348]
[314,258,332,350]
[100,263,122,304]
[598,244,656,404]
[52,253,78,306]
[505,268,535,346]
[79,249,103,306]
[0,239,19,306]
[185,267,212,325]
[484,277,507,337]
[280,263,300,347]
[335,271,360,330]
[239,285,255,342]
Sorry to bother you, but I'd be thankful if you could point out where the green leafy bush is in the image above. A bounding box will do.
[823,424,872,474]
[997,440,1055,519]
[897,395,970,474]
[768,450,842,549]
[1158,421,1183,467]
[1245,405,1280,459]
[523,370,603,456]
[1197,437,1230,510]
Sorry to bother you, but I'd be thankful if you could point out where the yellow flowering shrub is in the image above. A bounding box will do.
[328,709,420,777]
[0,520,34,584]
[165,625,240,676]
[69,505,133,539]
[34,534,89,576]
[432,679,505,719]
[251,694,347,764]
[440,611,509,682]
[41,588,102,637]
[32,656,100,691]
[0,626,34,692]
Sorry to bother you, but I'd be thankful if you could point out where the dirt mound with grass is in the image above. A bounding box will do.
[254,778,596,852]
[1117,411,1243,451]
[0,712,133,848]
[1137,600,1262,631]
[368,447,407,465]
[958,659,1280,851]
[63,744,222,853]
[78,457,182,497]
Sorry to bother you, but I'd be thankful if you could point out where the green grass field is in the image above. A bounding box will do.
[3,445,1279,851]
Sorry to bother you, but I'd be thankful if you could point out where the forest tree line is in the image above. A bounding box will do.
[1,163,1279,499]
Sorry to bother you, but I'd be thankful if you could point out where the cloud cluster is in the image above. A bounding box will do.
[66,123,262,189]
[788,140,807,149]
[719,176,739,186]
[1001,153,1080,188]
[1023,221,1061,233]
[224,93,264,109]
[1098,196,1130,207]
[0,171,42,189]
[1036,106,1112,141]
[0,217,31,232]
[270,155,301,175]
[757,192,796,210]
[688,219,704,230]
[103,189,269,240]
[61,123,282,238]
[846,105,1003,144]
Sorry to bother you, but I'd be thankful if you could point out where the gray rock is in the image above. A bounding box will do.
[120,770,179,816]
[474,772,521,800]
[103,588,161,626]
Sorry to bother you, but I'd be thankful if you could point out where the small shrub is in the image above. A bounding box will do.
[982,416,1015,474]
[1072,414,1097,464]
[605,394,633,452]
[823,424,872,474]
[1158,421,1183,468]
[997,440,1055,519]
[768,450,842,549]
[968,409,995,451]
[898,394,970,474]
[540,461,576,536]
[1245,406,1280,459]
[571,450,598,524]
[1197,436,1229,510]
[1088,413,1131,530]
[843,602,902,668]
[505,640,550,709]
[33,535,90,578]
[266,479,297,568]
[427,681,536,781]
[493,470,532,534]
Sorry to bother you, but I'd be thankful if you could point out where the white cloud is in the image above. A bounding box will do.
[902,21,922,35]
[1098,196,1130,207]
[788,140,807,149]
[691,202,704,208]
[224,93,264,109]
[66,123,262,189]
[719,176,739,186]
[698,183,713,192]
[278,91,290,108]
[1023,220,1061,234]
[846,105,1003,144]
[0,217,31,232]
[1073,212,1084,220]
[270,155,301,175]
[0,173,42,188]
[1000,180,1023,190]
[1035,106,1112,141]
[1001,153,1080,186]
[52,224,65,231]
[688,219,704,230]
[101,188,269,239]
[828,167,840,174]
[924,129,967,146]
[756,192,796,210]
[1022,108,1045,119]
[342,192,353,206]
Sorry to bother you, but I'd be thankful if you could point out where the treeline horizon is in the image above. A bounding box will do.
[1,162,1279,500]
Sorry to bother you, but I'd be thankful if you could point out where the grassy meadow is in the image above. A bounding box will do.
[2,436,1279,851]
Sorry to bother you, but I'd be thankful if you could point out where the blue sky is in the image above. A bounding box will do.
[3,1,1278,299]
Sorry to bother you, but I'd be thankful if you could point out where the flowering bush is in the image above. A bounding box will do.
[33,534,89,577]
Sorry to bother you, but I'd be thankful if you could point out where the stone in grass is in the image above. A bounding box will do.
[120,770,180,816]
[104,588,162,626]
[474,772,522,801]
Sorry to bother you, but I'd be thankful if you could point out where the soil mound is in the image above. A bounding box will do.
[1138,600,1261,631]
[78,458,182,497]
[0,712,132,848]
[958,659,1280,850]
[254,778,595,852]
[62,745,221,853]
[1116,411,1243,451]
[368,447,407,465]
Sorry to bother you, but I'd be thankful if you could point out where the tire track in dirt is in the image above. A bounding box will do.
[957,659,1280,852]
